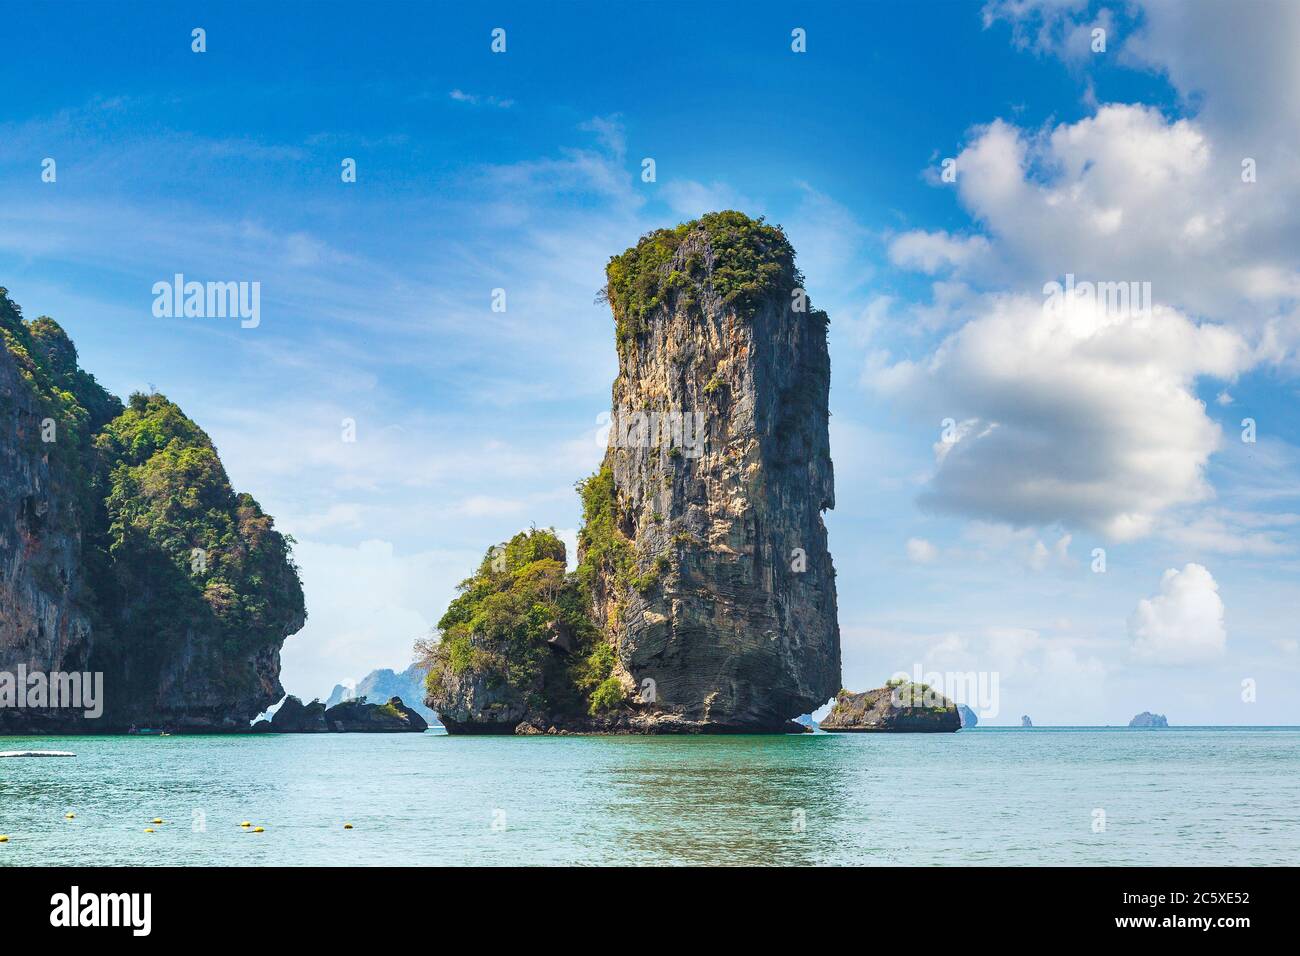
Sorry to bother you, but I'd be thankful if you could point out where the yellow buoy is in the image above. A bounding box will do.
[240,821,251,828]
[0,835,9,842]
[65,812,76,819]
[151,818,163,824]
[144,828,154,833]
[343,823,353,829]
[252,826,265,833]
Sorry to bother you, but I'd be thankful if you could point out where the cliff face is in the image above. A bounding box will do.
[0,288,305,732]
[588,211,841,730]
[422,213,841,733]
[0,324,95,693]
[1,293,119,732]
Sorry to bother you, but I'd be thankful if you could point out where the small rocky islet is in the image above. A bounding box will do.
[252,695,427,733]
[326,663,436,724]
[819,681,961,733]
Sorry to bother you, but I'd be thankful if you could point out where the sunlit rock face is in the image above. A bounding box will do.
[588,212,842,731]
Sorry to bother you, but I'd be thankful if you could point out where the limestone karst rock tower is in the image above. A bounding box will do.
[0,287,305,732]
[586,211,842,729]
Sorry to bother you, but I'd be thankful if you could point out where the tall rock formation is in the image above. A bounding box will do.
[423,212,841,733]
[588,211,841,730]
[0,288,305,732]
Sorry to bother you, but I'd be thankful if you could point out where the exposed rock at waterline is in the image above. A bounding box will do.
[270,696,328,732]
[324,696,427,732]
[820,682,960,733]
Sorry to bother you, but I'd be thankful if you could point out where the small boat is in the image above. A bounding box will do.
[0,750,76,758]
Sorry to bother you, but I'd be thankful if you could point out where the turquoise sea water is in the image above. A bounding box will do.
[1,727,1296,866]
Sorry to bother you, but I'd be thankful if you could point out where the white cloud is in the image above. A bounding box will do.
[448,89,514,108]
[874,293,1250,539]
[1159,510,1298,557]
[1028,532,1072,571]
[888,230,990,274]
[456,494,526,518]
[1121,0,1300,141]
[976,5,1300,356]
[1129,563,1227,664]
[901,105,1300,356]
[660,179,753,220]
[906,537,938,563]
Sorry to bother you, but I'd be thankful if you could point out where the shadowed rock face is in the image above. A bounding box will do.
[588,212,841,731]
[0,288,305,733]
[264,695,427,732]
[323,696,428,732]
[820,685,960,733]
[270,696,328,732]
[0,340,96,692]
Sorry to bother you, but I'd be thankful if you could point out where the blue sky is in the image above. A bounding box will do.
[2,0,1297,723]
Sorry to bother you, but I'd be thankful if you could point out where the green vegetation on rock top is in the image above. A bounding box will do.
[422,527,624,719]
[95,391,305,650]
[602,210,808,351]
[1,289,122,502]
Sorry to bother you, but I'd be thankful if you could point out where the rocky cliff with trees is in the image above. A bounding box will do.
[421,212,841,733]
[0,287,305,732]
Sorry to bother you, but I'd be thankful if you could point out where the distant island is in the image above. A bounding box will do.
[1021,715,1034,727]
[327,663,437,725]
[1129,711,1169,728]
